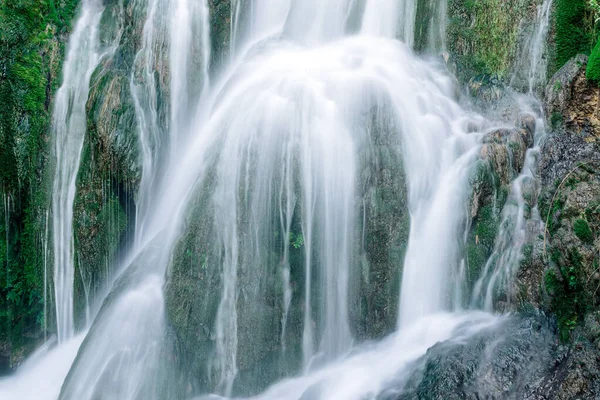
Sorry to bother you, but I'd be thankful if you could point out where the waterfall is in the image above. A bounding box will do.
[169,0,211,155]
[510,0,553,93]
[50,0,107,343]
[43,210,50,342]
[362,0,404,39]
[56,0,213,398]
[0,0,558,399]
[527,0,553,93]
[131,0,170,244]
[133,0,211,242]
[471,108,546,310]
[471,0,553,309]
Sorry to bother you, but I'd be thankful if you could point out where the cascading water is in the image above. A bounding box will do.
[527,0,553,93]
[510,0,553,93]
[130,0,170,244]
[472,0,553,310]
[169,0,211,153]
[55,0,212,398]
[50,0,108,343]
[1,0,557,399]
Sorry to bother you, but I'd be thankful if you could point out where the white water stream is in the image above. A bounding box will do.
[50,0,111,343]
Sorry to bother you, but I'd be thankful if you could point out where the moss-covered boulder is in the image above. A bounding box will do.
[352,103,409,340]
[530,58,600,342]
[538,140,600,342]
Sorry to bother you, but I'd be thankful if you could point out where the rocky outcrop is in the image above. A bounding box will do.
[209,0,232,72]
[353,105,409,340]
[465,119,535,299]
[534,55,600,343]
[71,0,143,327]
[386,314,600,399]
[401,52,600,400]
[545,54,600,134]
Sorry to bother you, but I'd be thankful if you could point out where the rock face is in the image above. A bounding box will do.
[209,0,232,72]
[536,55,600,343]
[352,105,409,341]
[446,0,539,81]
[72,0,143,327]
[391,55,600,400]
[388,315,600,400]
[465,121,535,300]
[545,54,600,134]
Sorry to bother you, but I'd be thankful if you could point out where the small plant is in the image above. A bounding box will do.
[550,112,563,128]
[554,80,562,92]
[574,218,594,243]
[289,232,304,249]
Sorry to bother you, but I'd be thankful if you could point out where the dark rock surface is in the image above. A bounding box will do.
[383,315,600,400]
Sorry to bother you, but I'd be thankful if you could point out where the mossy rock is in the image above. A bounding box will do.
[539,167,600,341]
[446,0,534,79]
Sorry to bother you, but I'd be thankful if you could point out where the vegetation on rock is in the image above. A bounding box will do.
[446,0,533,79]
[586,37,600,83]
[0,0,79,369]
[554,0,597,73]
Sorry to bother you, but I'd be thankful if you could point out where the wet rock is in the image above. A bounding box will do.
[72,0,143,326]
[387,315,600,400]
[518,113,536,147]
[466,125,535,291]
[352,103,409,340]
[209,0,232,72]
[538,128,600,189]
[164,100,411,395]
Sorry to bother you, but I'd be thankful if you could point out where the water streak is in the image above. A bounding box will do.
[51,0,108,343]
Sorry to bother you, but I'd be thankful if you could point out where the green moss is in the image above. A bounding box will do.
[447,0,527,78]
[520,243,534,268]
[466,203,501,285]
[0,0,81,363]
[573,218,594,243]
[545,248,590,342]
[474,204,500,246]
[587,38,600,83]
[555,0,596,70]
[543,197,565,235]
